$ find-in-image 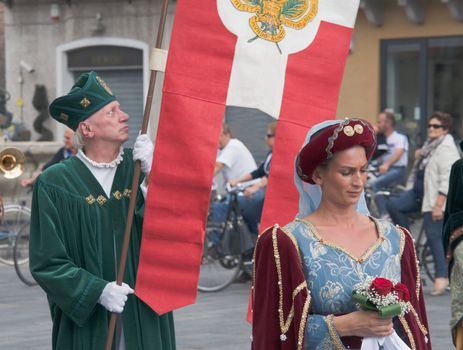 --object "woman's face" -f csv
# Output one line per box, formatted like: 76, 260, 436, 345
427, 117, 448, 140
314, 145, 368, 208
